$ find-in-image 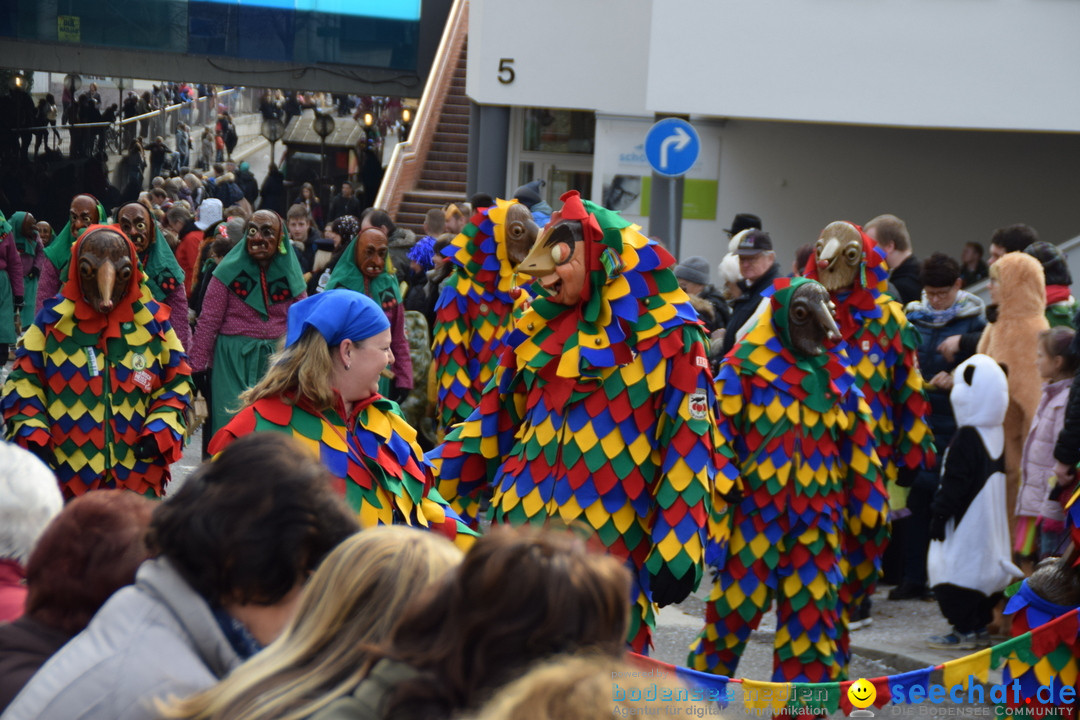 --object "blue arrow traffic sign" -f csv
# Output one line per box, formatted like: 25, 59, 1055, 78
644, 118, 700, 177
